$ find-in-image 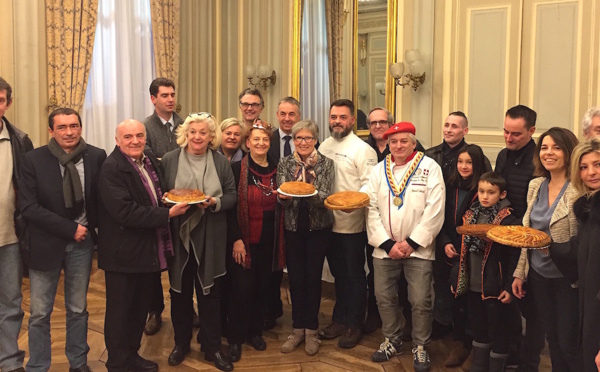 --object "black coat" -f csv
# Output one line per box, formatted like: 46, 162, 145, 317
574, 193, 600, 372
495, 139, 536, 220
18, 144, 106, 271
437, 185, 478, 265
425, 139, 492, 181
97, 147, 170, 273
